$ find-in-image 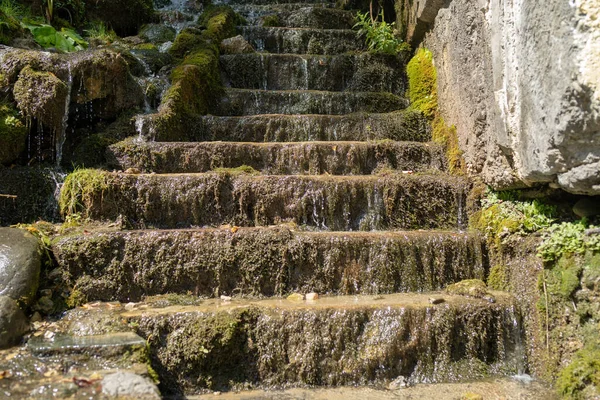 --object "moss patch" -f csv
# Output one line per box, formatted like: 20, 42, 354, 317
445, 279, 488, 298
0, 101, 27, 165
406, 48, 465, 174
556, 336, 600, 399
59, 168, 112, 217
